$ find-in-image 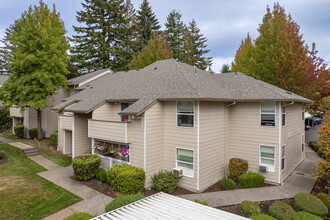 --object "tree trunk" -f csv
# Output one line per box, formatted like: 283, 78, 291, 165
37, 109, 42, 140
